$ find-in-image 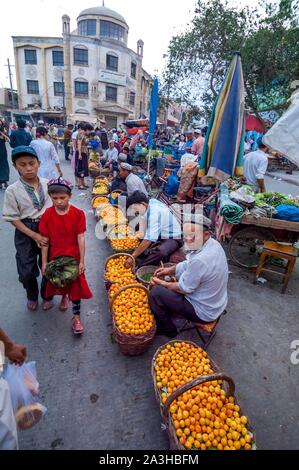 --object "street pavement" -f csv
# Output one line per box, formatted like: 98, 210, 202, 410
0, 150, 299, 450
265, 172, 299, 197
